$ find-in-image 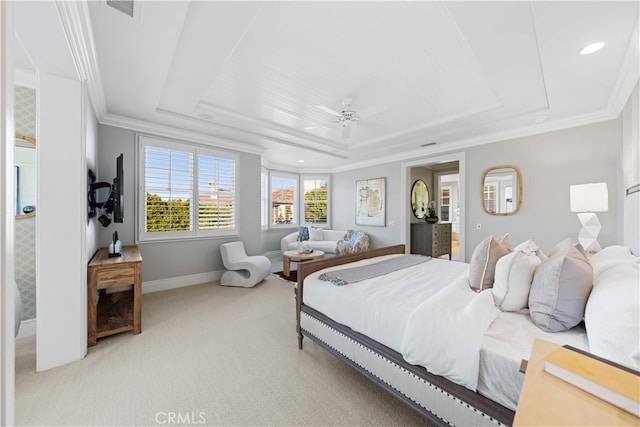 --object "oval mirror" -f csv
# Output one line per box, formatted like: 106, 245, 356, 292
15, 133, 36, 220
482, 165, 522, 216
411, 179, 429, 219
